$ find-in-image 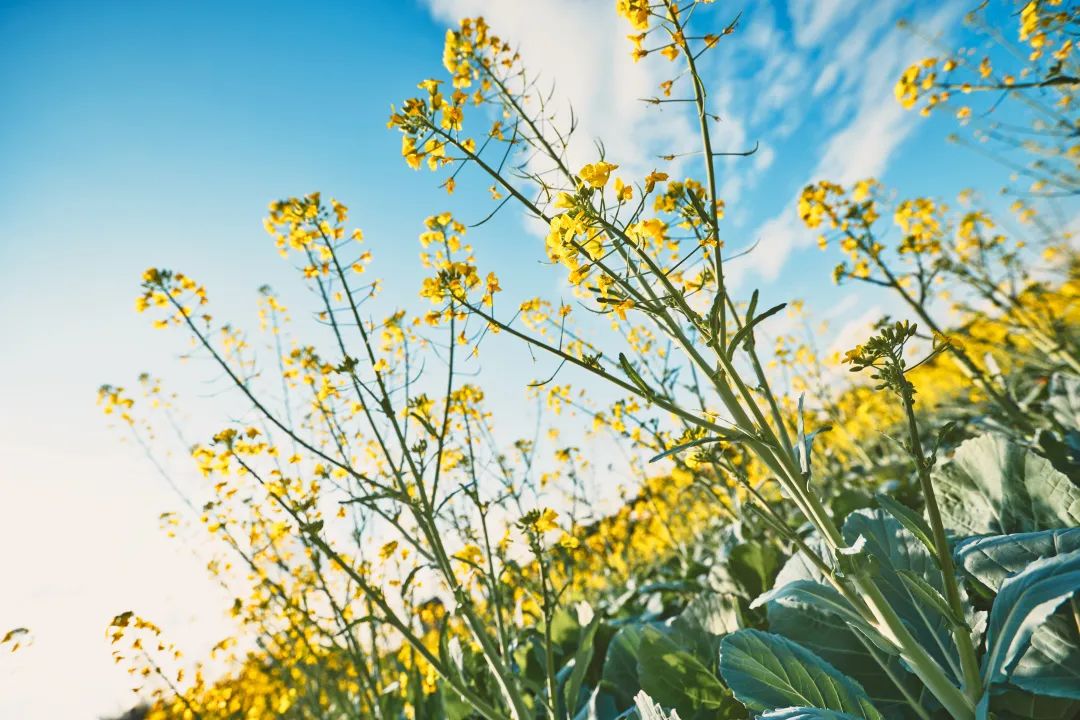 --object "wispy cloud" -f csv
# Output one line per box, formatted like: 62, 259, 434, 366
734, 1, 963, 284
787, 0, 847, 48
424, 0, 698, 180
421, 0, 963, 287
